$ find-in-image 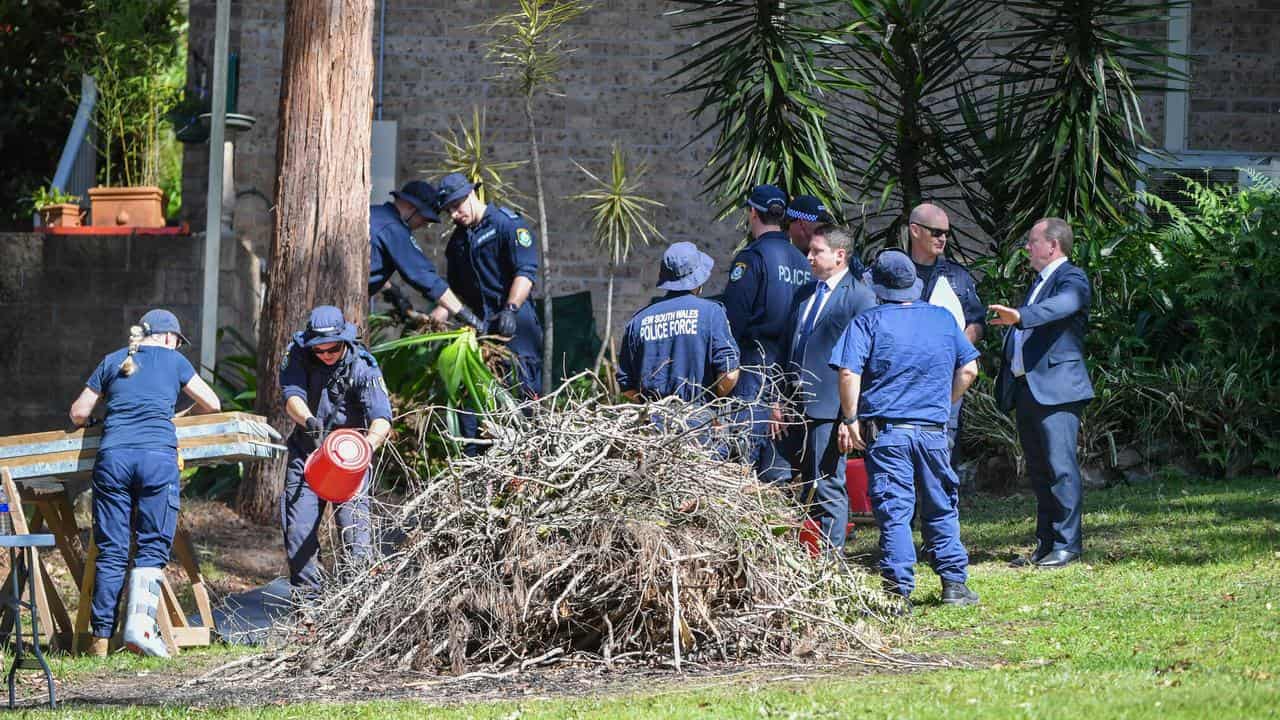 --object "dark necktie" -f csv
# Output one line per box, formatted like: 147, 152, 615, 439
795, 280, 828, 364
1024, 272, 1044, 305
